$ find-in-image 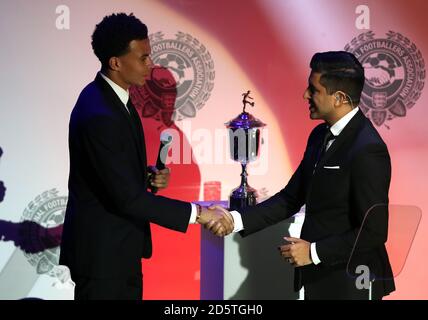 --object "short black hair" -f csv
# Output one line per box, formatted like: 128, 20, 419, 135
91, 13, 148, 70
310, 51, 365, 104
